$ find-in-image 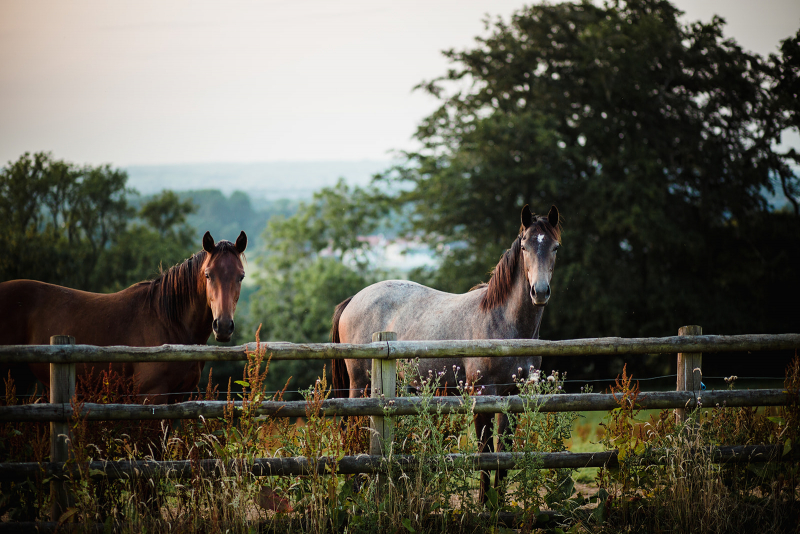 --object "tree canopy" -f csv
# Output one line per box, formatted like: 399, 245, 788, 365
0, 152, 197, 292
381, 0, 800, 344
